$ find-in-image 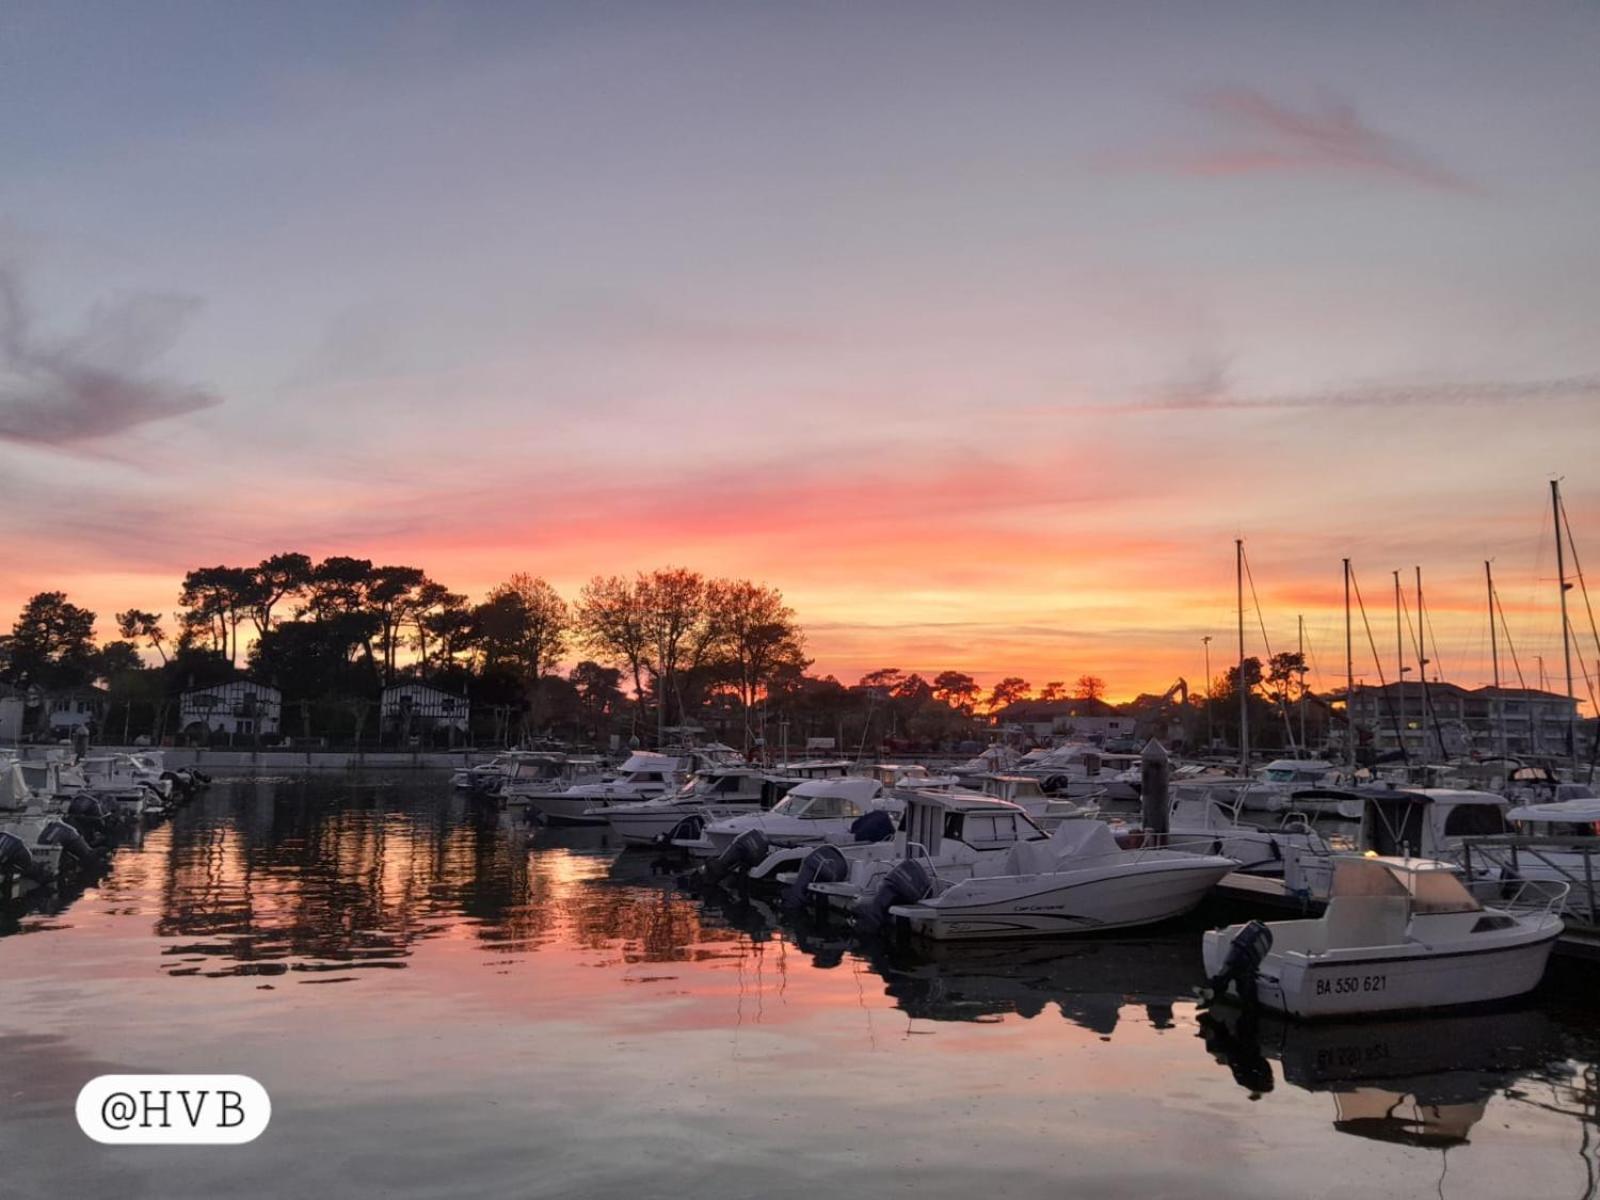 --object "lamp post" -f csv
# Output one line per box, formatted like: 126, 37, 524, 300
1202, 635, 1213, 752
